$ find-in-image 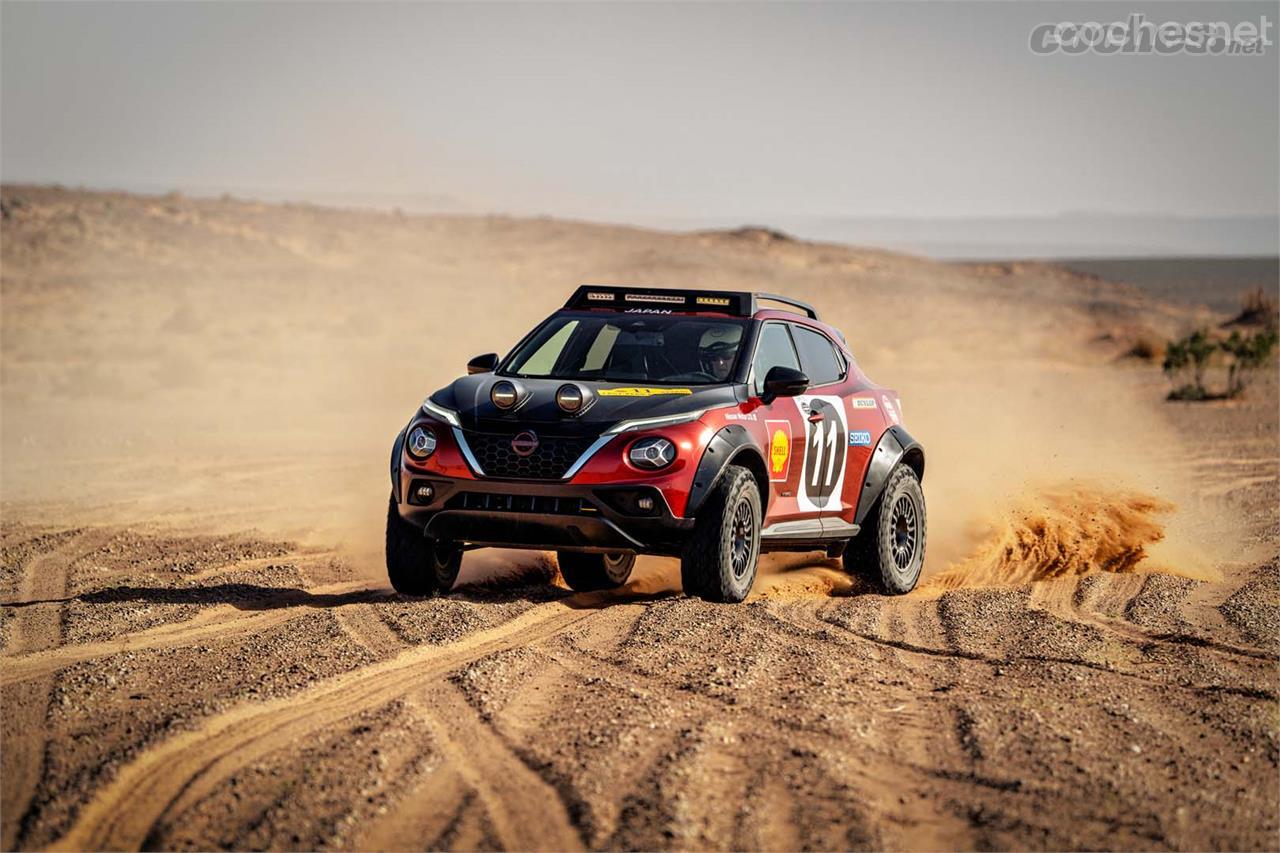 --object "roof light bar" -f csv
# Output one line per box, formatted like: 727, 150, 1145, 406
563, 286, 818, 319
